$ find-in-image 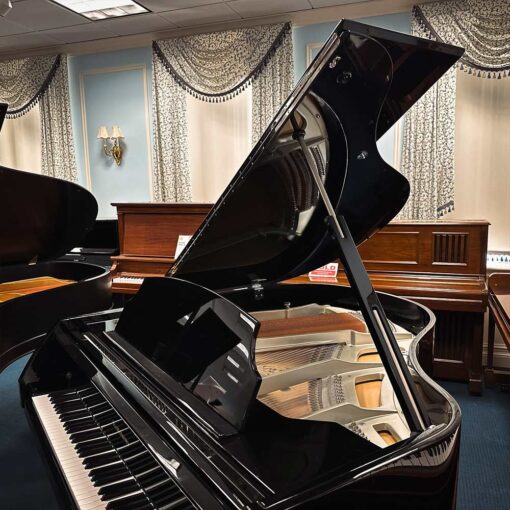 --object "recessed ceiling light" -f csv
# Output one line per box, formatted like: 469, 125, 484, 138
52, 0, 148, 20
